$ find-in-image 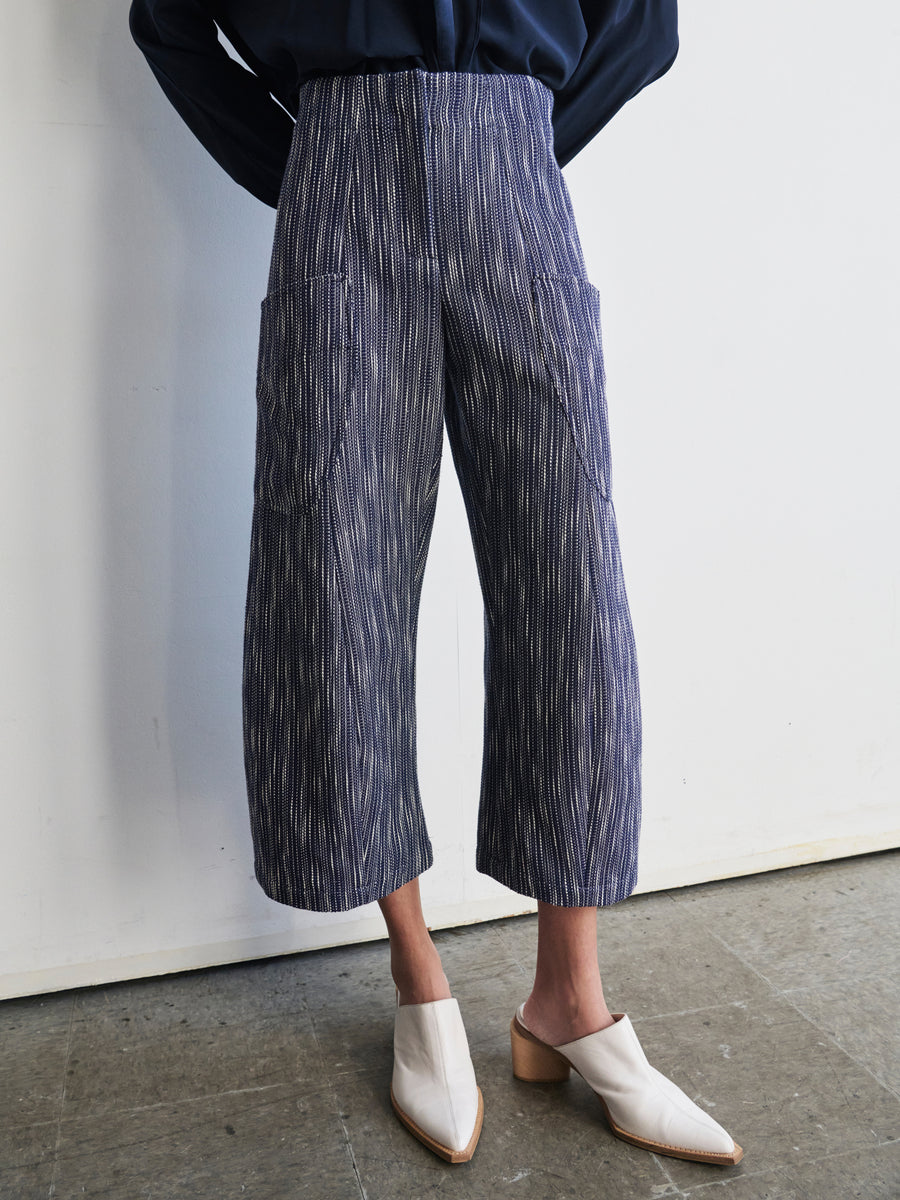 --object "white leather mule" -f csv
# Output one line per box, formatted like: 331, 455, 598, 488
510, 1004, 743, 1166
391, 990, 484, 1163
